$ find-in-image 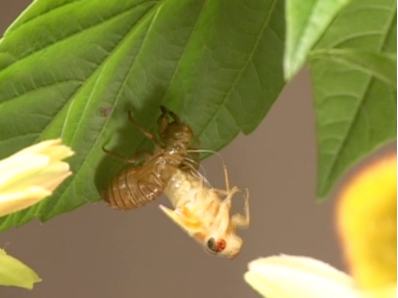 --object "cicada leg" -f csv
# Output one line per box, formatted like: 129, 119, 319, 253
102, 146, 149, 164
214, 163, 238, 198
158, 106, 170, 135
158, 106, 183, 137
214, 163, 250, 228
128, 110, 164, 147
231, 188, 250, 228
160, 105, 181, 123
